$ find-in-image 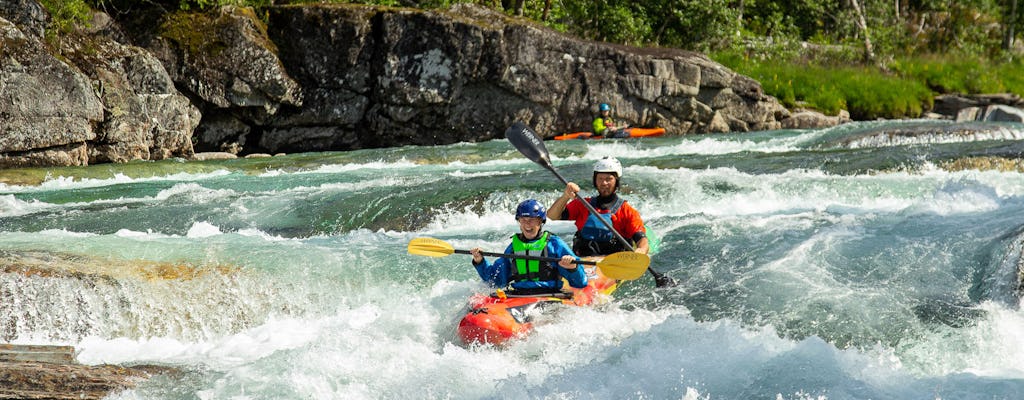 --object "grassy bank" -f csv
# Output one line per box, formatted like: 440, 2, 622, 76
712, 50, 1024, 119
